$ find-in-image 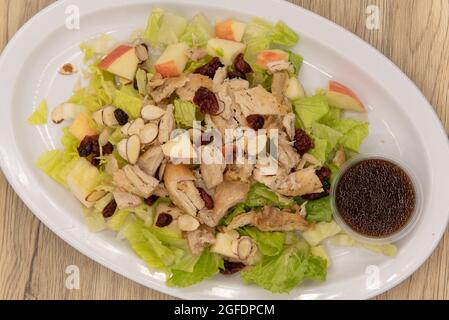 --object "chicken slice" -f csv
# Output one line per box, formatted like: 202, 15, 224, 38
224, 164, 254, 183
277, 135, 300, 173
276, 167, 323, 197
158, 104, 175, 144
186, 225, 216, 255
227, 206, 308, 231
137, 144, 165, 176
271, 71, 292, 113
164, 164, 204, 216
123, 165, 159, 198
200, 163, 226, 189
199, 180, 250, 227
176, 74, 213, 102
234, 85, 286, 117
149, 75, 189, 103
113, 189, 142, 209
